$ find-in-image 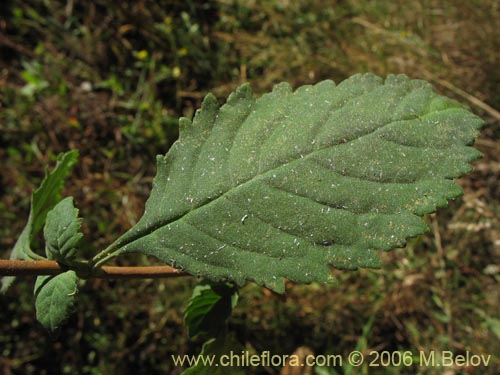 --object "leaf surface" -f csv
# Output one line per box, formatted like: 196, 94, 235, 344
111, 74, 483, 292
44, 197, 83, 263
184, 282, 238, 339
1, 150, 78, 292
34, 270, 79, 331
